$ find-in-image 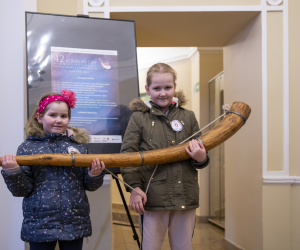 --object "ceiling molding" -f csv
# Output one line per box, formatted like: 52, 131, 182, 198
198, 47, 223, 53
263, 176, 300, 185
